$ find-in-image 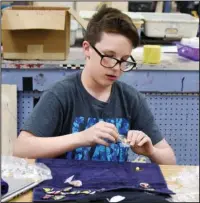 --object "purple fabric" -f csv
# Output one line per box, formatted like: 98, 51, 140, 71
1, 179, 9, 195
33, 159, 175, 202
